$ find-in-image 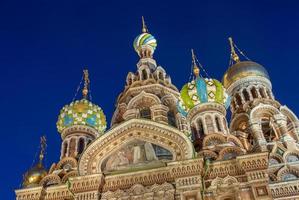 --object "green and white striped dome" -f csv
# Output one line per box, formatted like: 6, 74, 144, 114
177, 77, 231, 116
